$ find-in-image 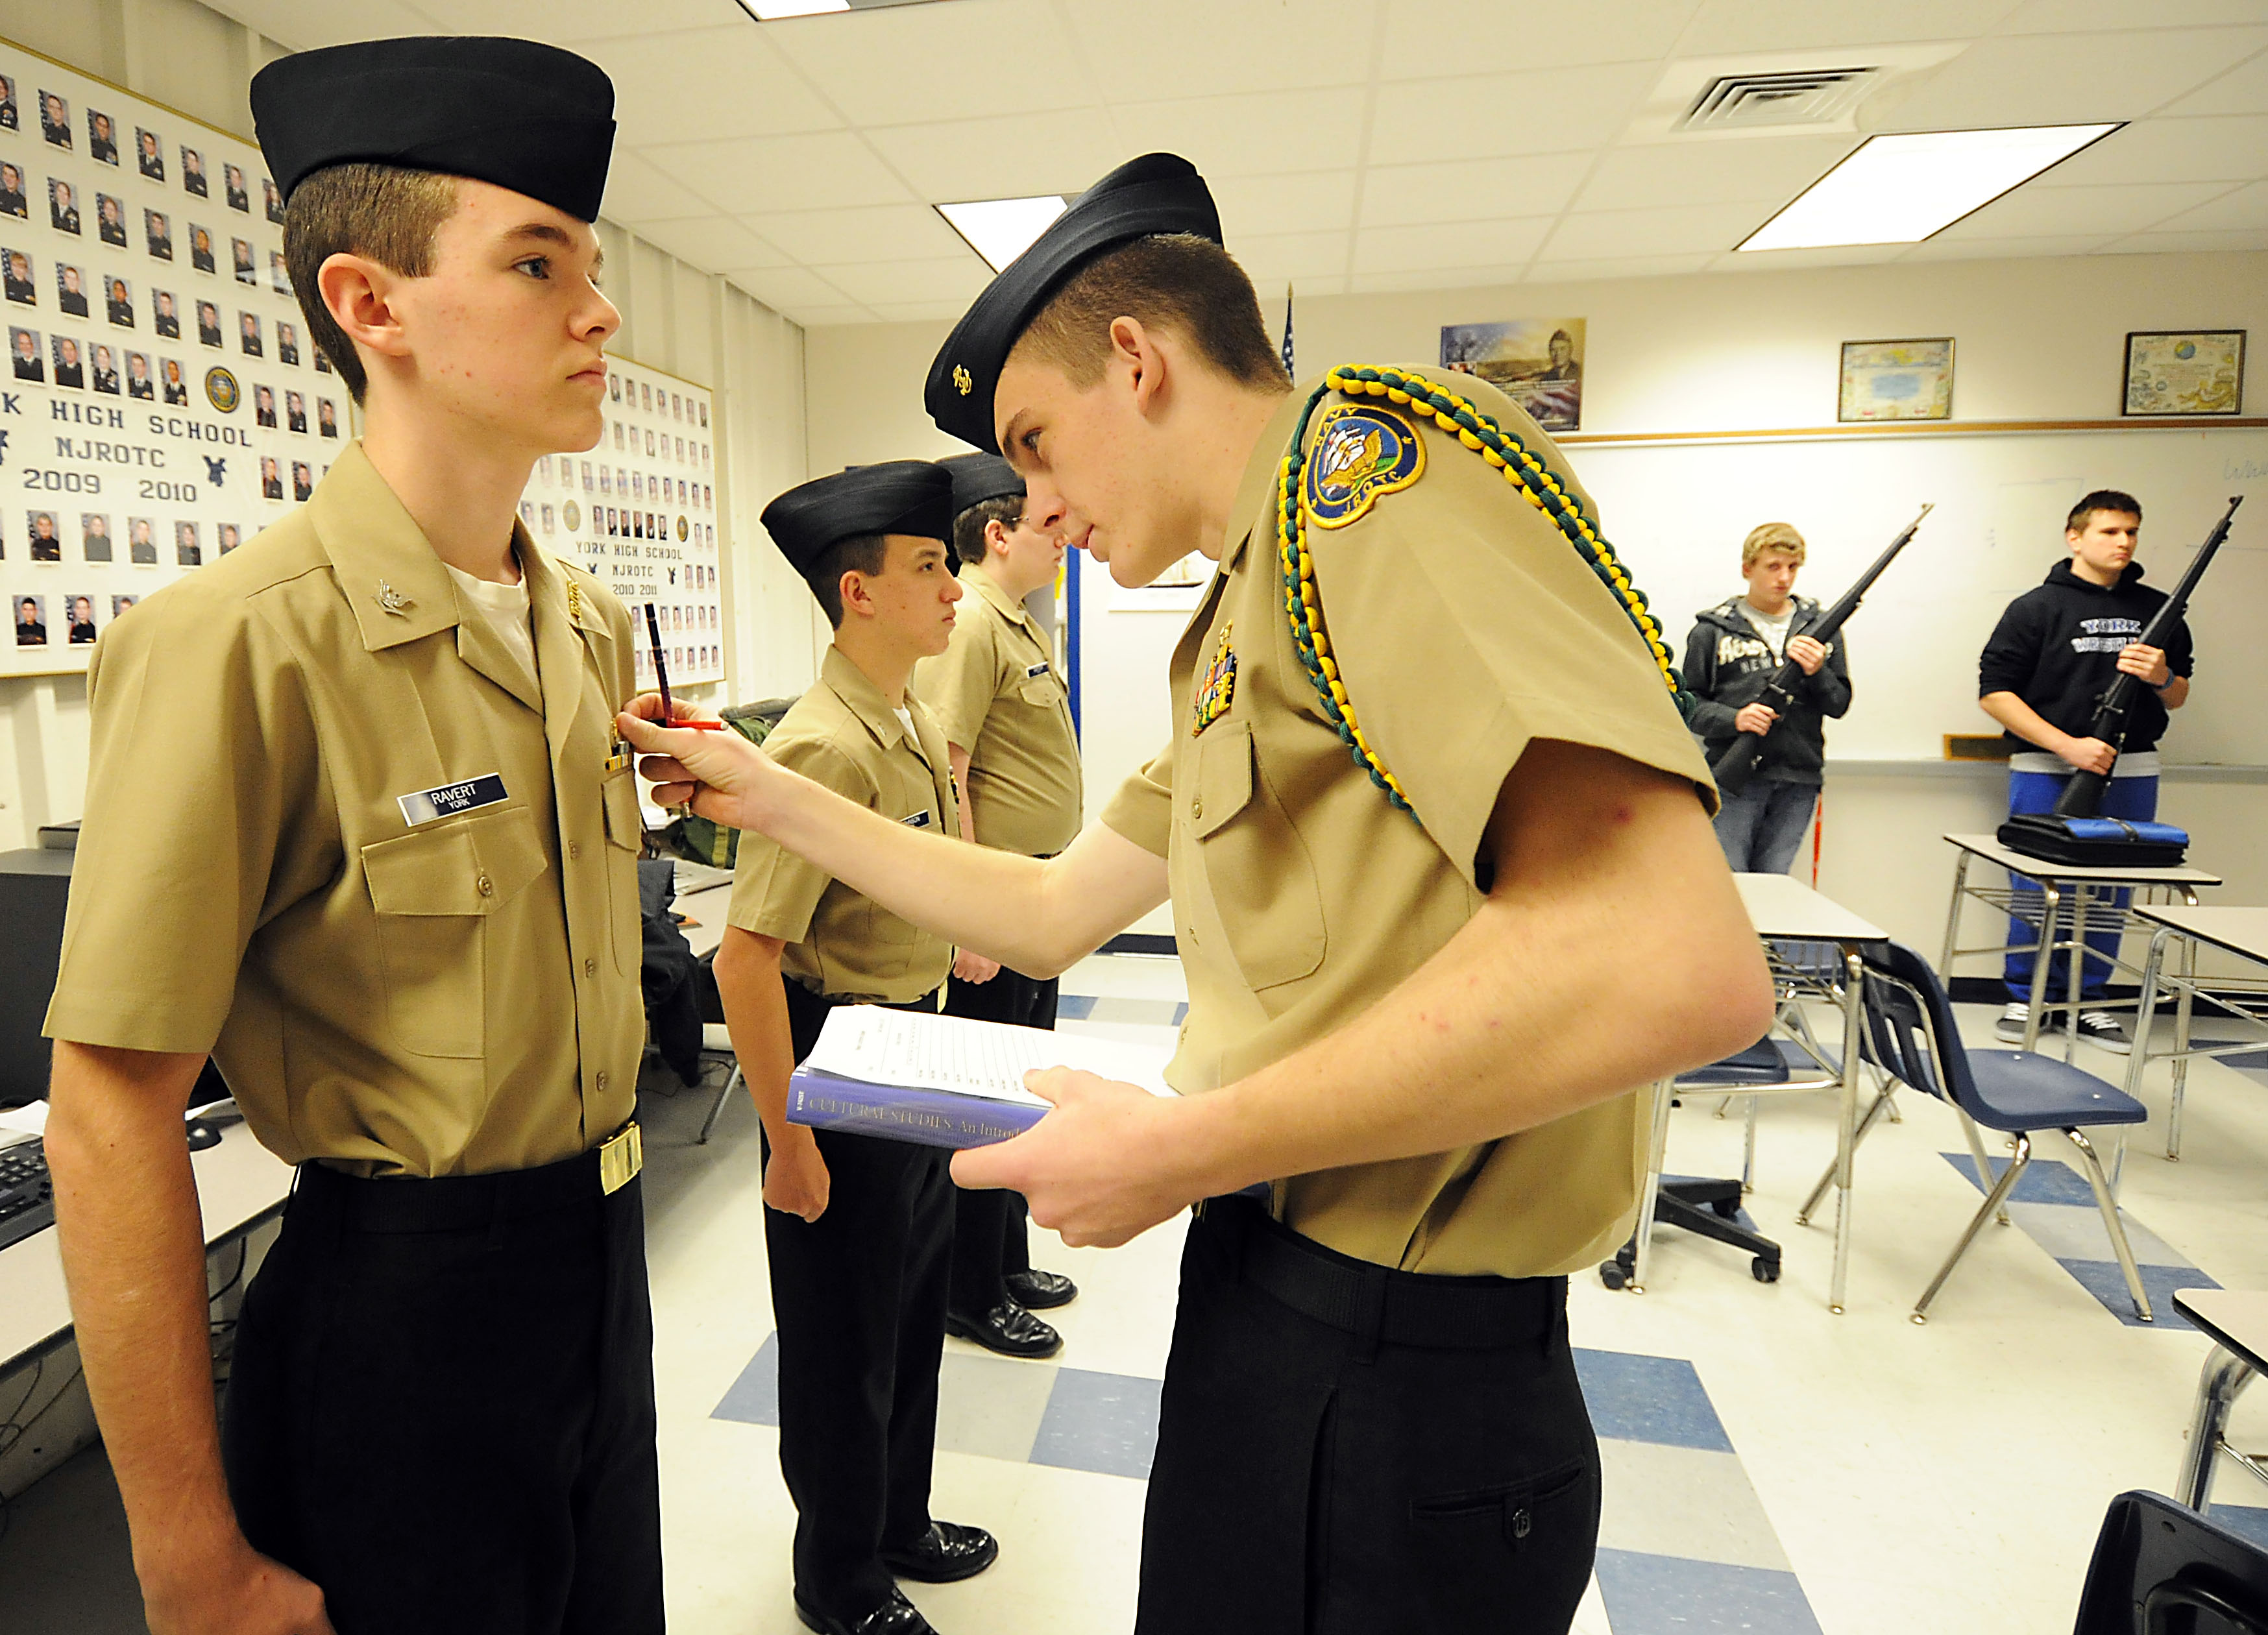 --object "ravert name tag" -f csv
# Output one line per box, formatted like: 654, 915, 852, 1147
1025, 662, 1051, 679
398, 774, 509, 827
899, 810, 933, 829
